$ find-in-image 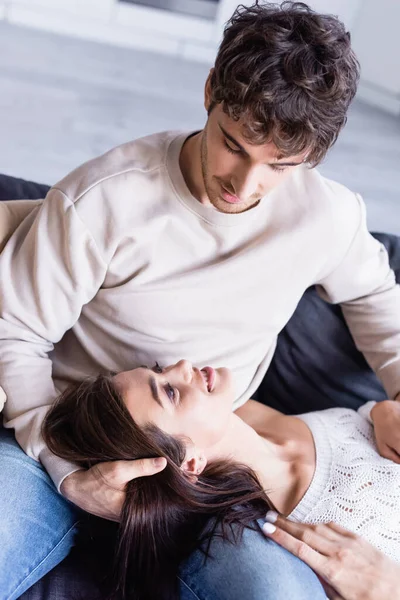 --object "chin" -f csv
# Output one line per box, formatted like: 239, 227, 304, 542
210, 195, 255, 215
215, 367, 234, 397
